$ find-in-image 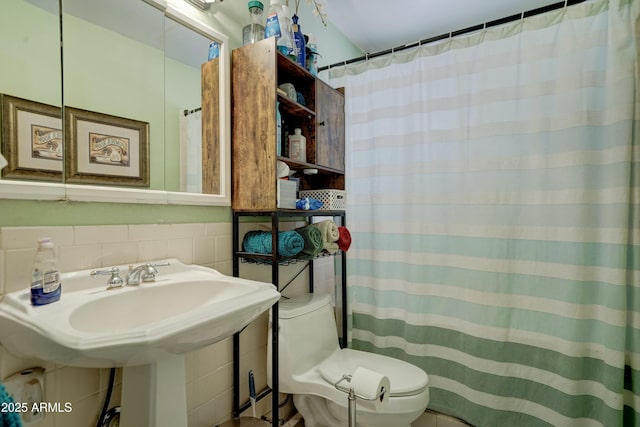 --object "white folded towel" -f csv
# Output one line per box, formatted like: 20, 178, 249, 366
312, 219, 340, 253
